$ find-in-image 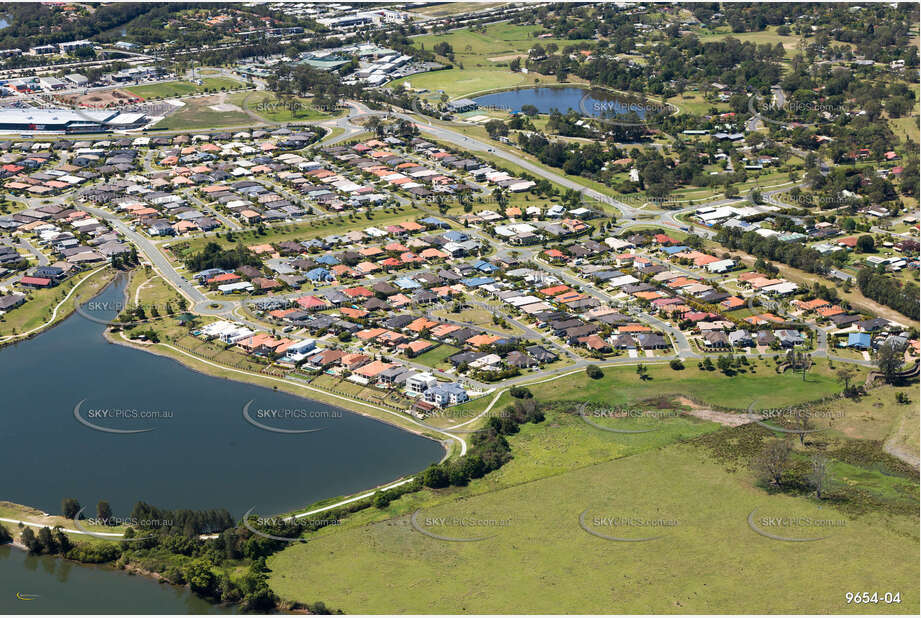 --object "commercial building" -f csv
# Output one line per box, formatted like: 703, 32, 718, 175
0, 108, 148, 133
